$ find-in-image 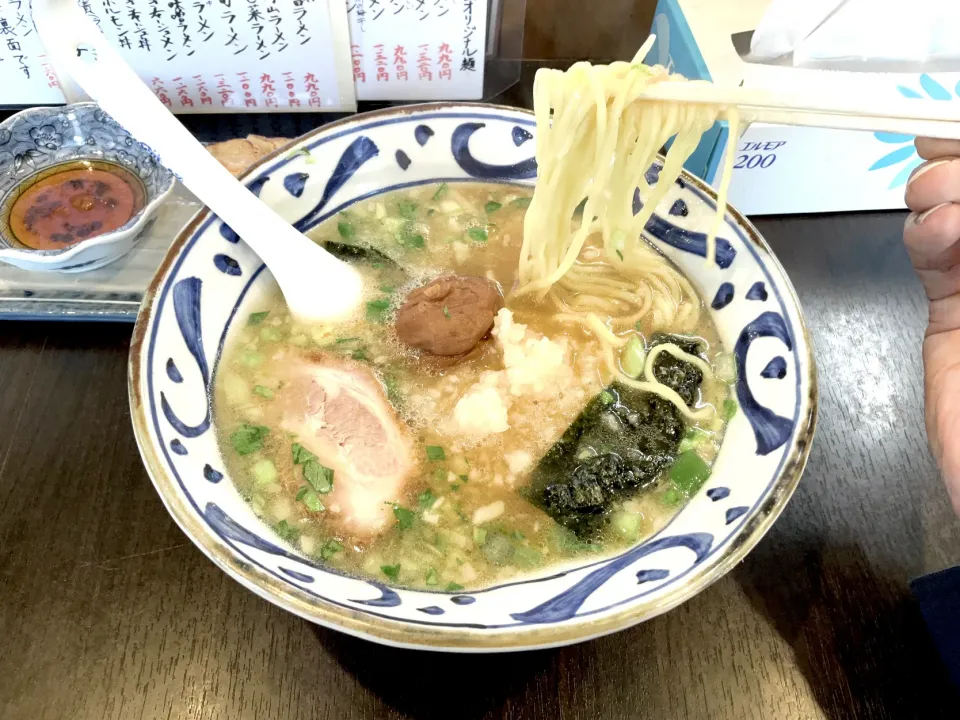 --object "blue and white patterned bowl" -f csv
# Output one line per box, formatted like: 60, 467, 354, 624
129, 103, 817, 652
0, 102, 175, 273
